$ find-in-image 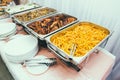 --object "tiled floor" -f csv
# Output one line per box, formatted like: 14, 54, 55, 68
0, 56, 14, 80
